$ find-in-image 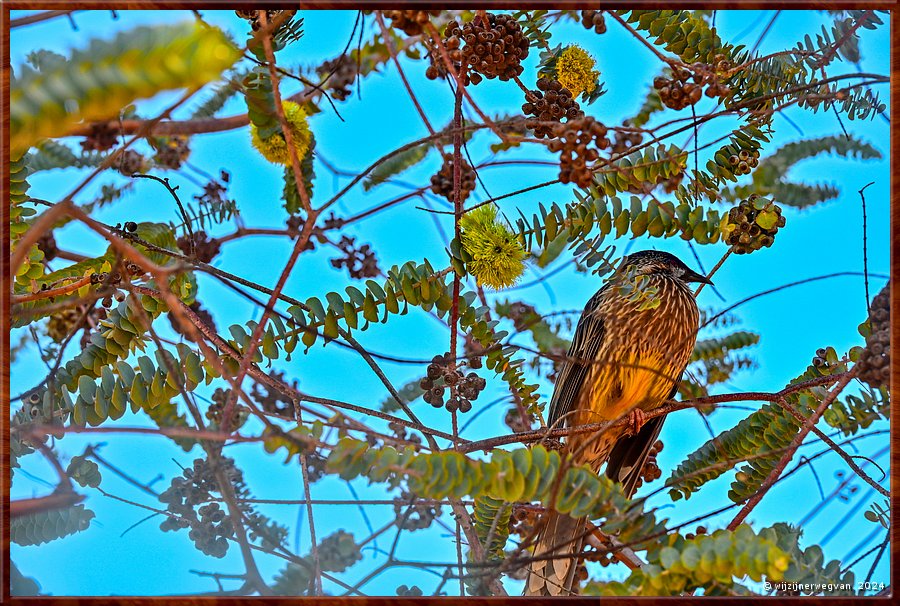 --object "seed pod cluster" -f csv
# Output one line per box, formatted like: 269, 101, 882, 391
316, 56, 357, 101
89, 270, 122, 286
158, 456, 244, 558
507, 504, 539, 537
235, 10, 291, 31
300, 452, 326, 483
654, 55, 732, 111
580, 10, 607, 34
684, 525, 709, 541
548, 116, 610, 188
504, 407, 535, 433
705, 52, 734, 98
419, 353, 486, 413
205, 387, 248, 429
430, 154, 477, 203
611, 127, 645, 155
396, 585, 424, 597
856, 285, 890, 389
47, 307, 86, 343
152, 136, 191, 170
724, 194, 785, 254
81, 122, 119, 152
522, 77, 584, 139
315, 530, 362, 572
116, 150, 147, 176
631, 439, 664, 491
383, 9, 440, 36
811, 347, 830, 369
387, 420, 422, 447
424, 35, 461, 82
654, 69, 703, 111
444, 13, 530, 82
393, 489, 442, 530
330, 235, 380, 279
250, 370, 298, 416
99, 290, 126, 309
177, 230, 221, 264
726, 147, 760, 175
169, 300, 216, 343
